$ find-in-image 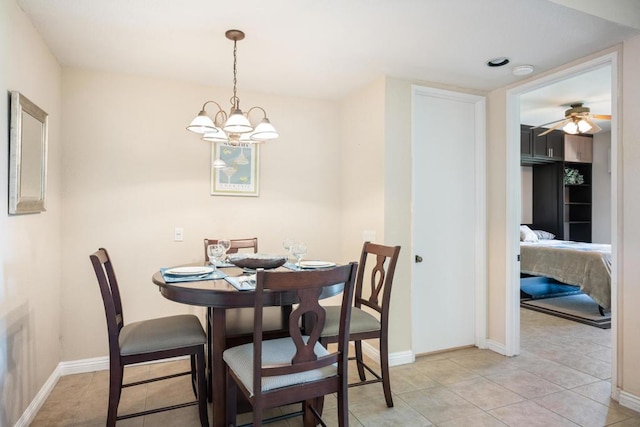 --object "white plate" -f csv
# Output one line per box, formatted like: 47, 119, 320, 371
299, 261, 336, 269
165, 266, 214, 276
